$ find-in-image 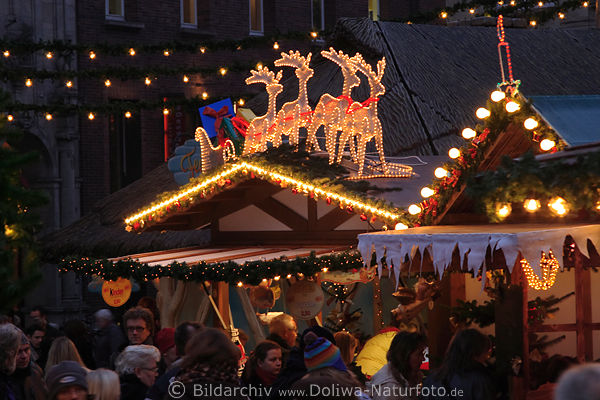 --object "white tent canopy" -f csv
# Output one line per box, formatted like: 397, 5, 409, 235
358, 224, 600, 287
